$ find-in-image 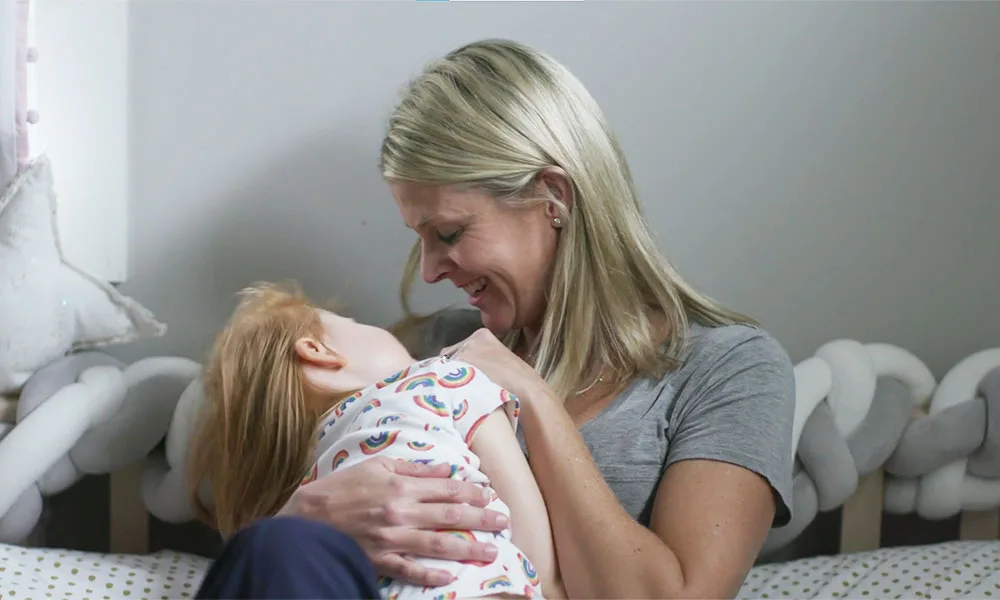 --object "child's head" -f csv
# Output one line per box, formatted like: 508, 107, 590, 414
186, 281, 412, 536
